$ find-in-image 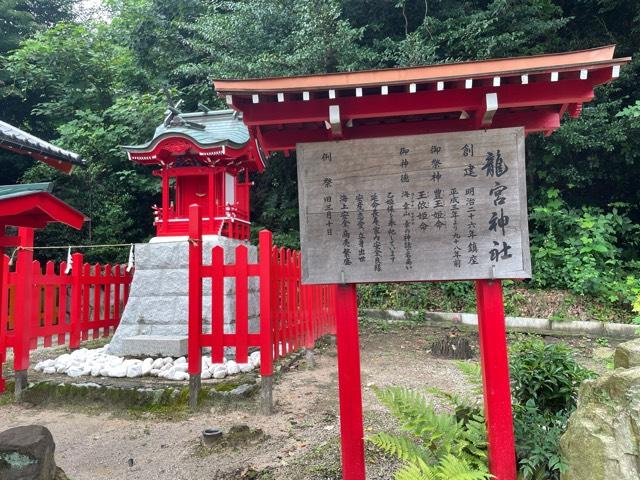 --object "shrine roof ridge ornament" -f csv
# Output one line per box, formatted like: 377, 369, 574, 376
0, 120, 86, 174
123, 109, 250, 154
